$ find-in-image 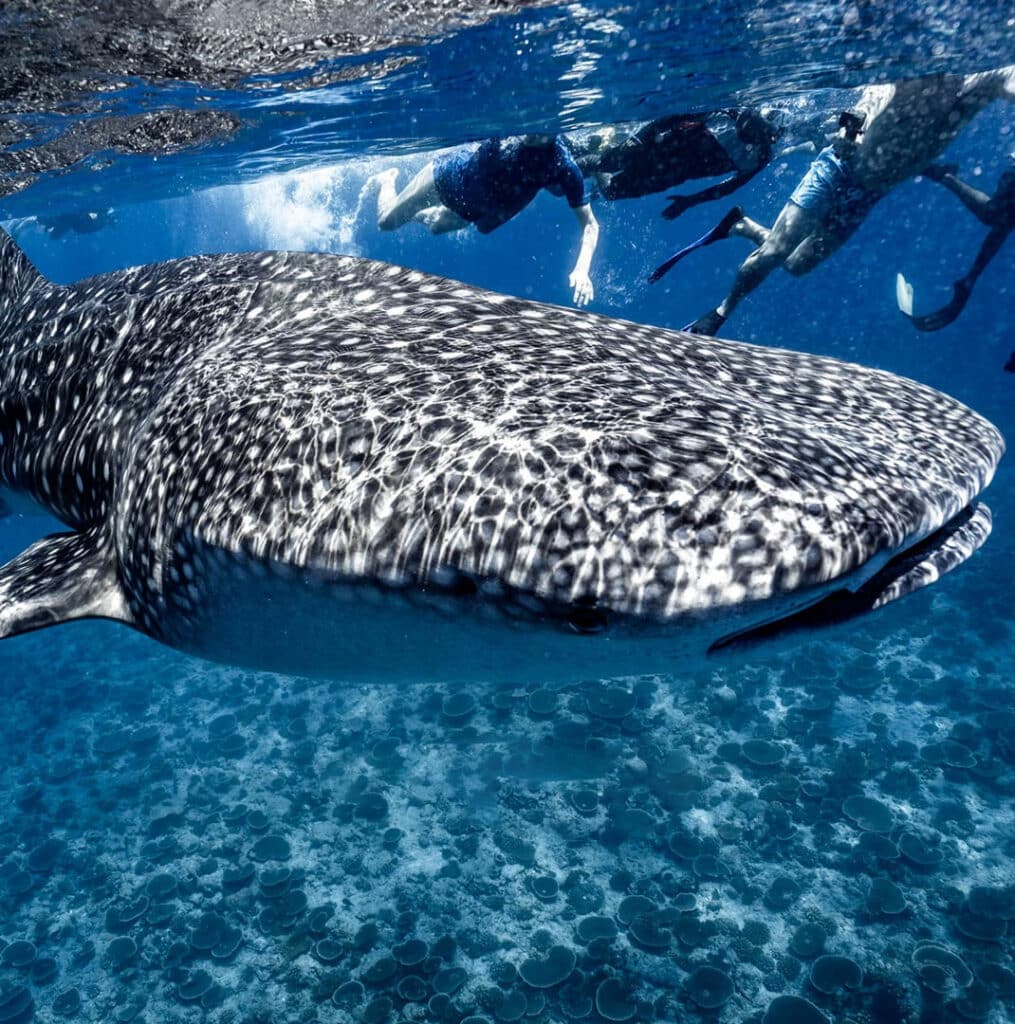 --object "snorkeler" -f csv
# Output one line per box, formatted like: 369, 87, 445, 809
896, 157, 1014, 332
38, 208, 114, 239
571, 108, 785, 217
654, 67, 1015, 336
376, 134, 599, 306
